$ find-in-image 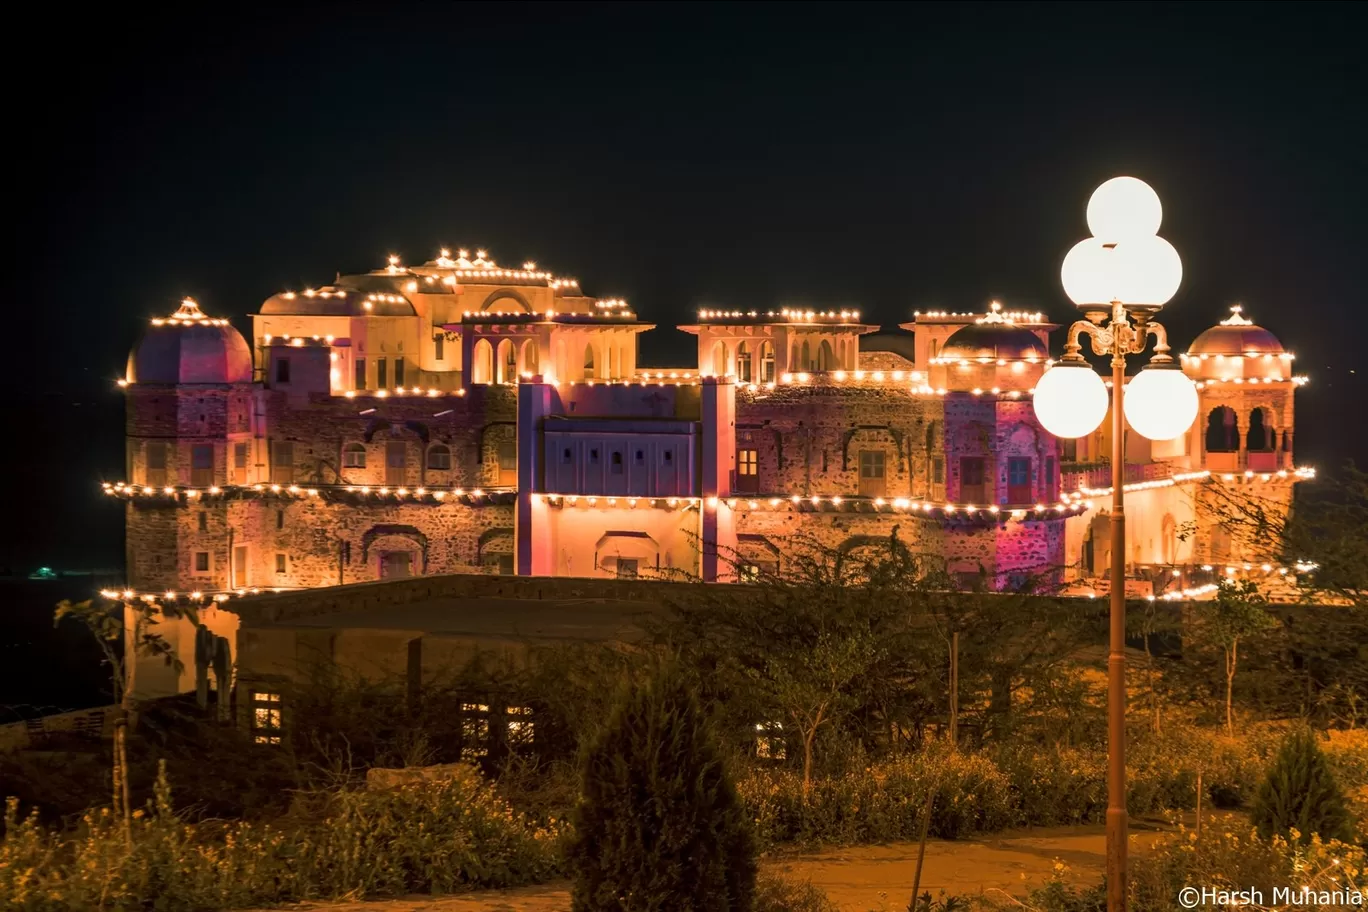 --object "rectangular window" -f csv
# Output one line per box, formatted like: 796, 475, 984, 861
198, 512, 208, 532
275, 553, 287, 574
386, 441, 407, 485
274, 358, 291, 384
610, 451, 624, 474
233, 442, 249, 484
498, 441, 516, 486
250, 691, 282, 745
194, 551, 209, 573
561, 447, 573, 465
507, 706, 534, 748
342, 444, 366, 468
1045, 456, 1056, 499
355, 358, 367, 390
1007, 457, 1031, 505
616, 558, 639, 579
858, 449, 887, 497
394, 359, 405, 387
932, 457, 945, 485
376, 358, 388, 388
461, 703, 490, 760
960, 457, 985, 504
1061, 439, 1077, 462
145, 442, 167, 486
276, 509, 285, 530
272, 441, 294, 484
434, 335, 445, 361
191, 443, 214, 486
426, 446, 451, 470
736, 448, 758, 493
755, 721, 786, 760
